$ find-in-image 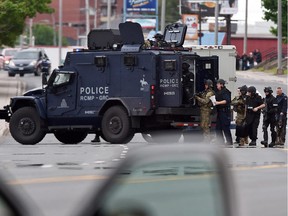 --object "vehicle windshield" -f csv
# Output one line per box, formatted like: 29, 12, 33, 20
4, 50, 18, 56
99, 160, 225, 216
14, 51, 39, 59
